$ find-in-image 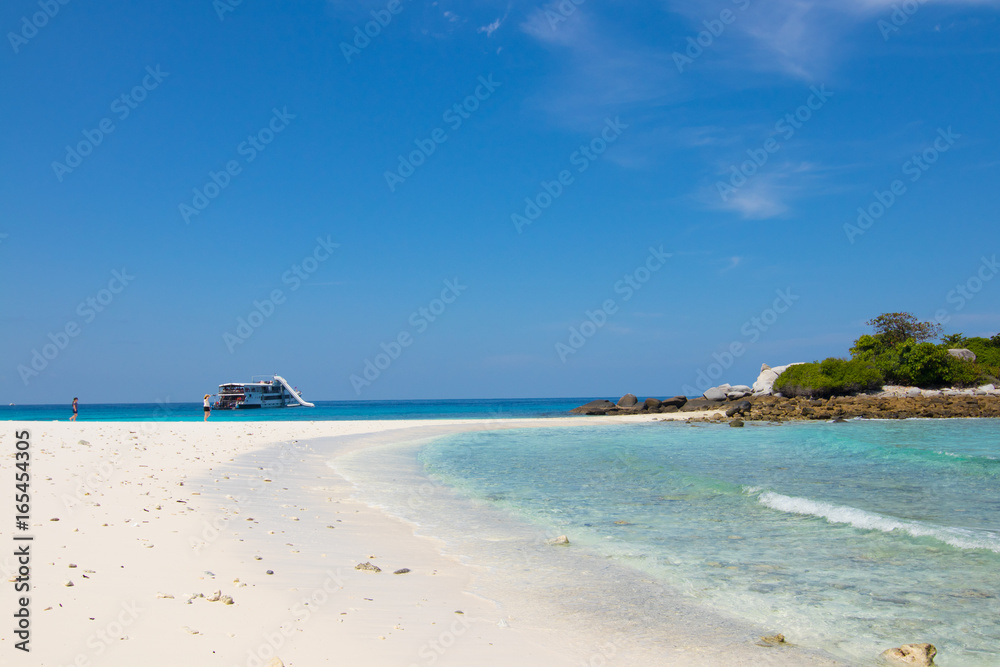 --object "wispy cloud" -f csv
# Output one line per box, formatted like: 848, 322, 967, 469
479, 17, 502, 35
520, 7, 681, 129
667, 0, 1000, 79
712, 176, 791, 219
